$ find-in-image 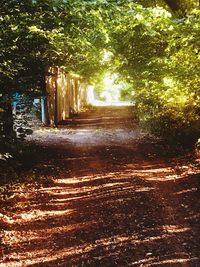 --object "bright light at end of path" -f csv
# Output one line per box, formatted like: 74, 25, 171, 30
101, 73, 121, 103
104, 74, 116, 87
87, 73, 132, 106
